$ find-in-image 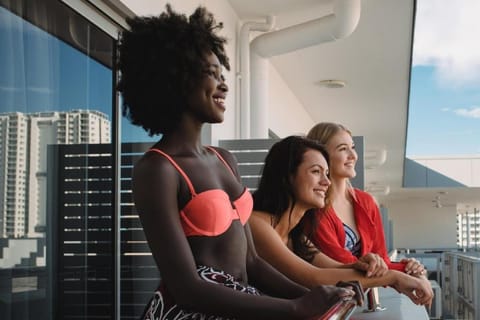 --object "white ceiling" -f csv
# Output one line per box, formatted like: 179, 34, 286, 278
227, 0, 480, 210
